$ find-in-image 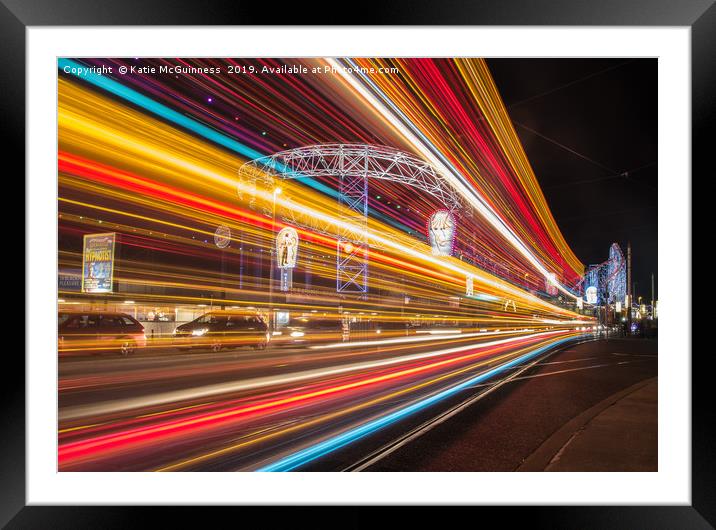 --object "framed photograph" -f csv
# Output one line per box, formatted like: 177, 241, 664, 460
7, 0, 710, 526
